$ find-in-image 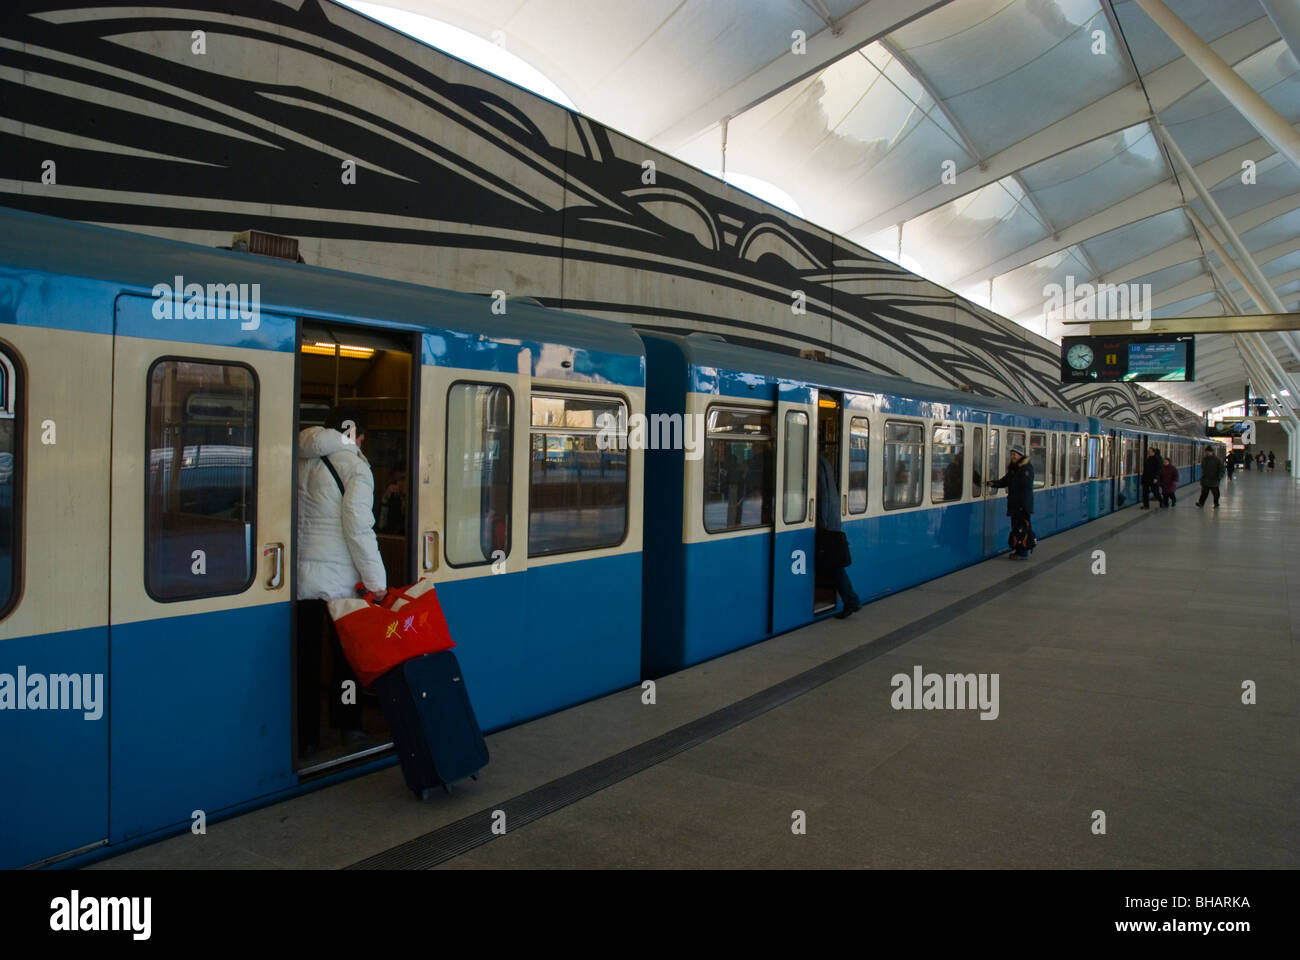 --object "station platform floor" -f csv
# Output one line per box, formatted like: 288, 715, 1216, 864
92, 471, 1299, 870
